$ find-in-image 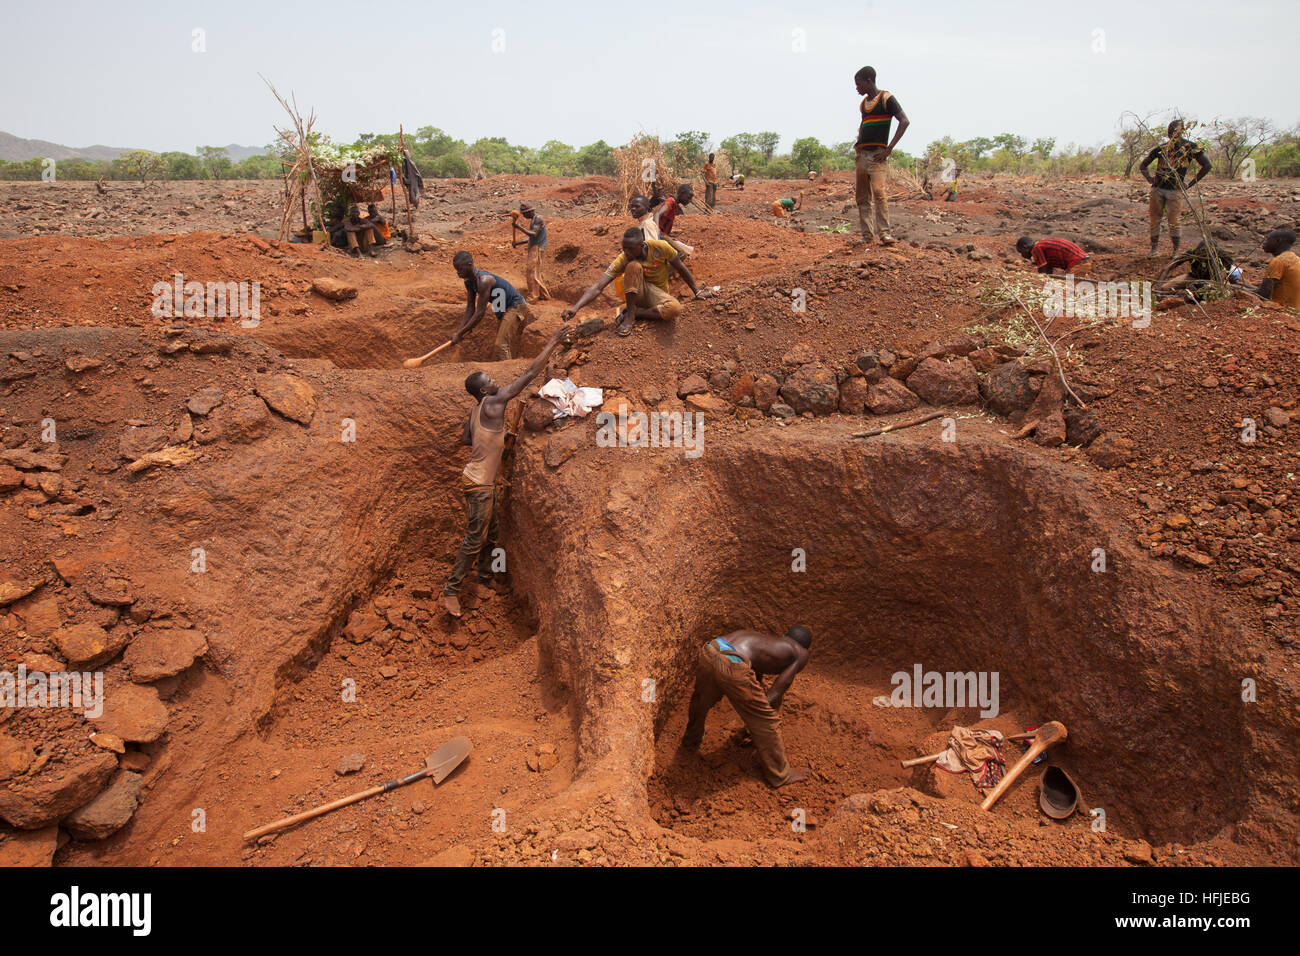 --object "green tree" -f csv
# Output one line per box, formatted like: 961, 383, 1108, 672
791, 137, 830, 172
160, 151, 201, 180
672, 130, 711, 167
114, 150, 163, 182
575, 140, 615, 175
754, 131, 781, 163
1207, 116, 1276, 178
1031, 137, 1056, 160
536, 140, 575, 176
429, 152, 470, 178
197, 146, 232, 180
720, 133, 760, 173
